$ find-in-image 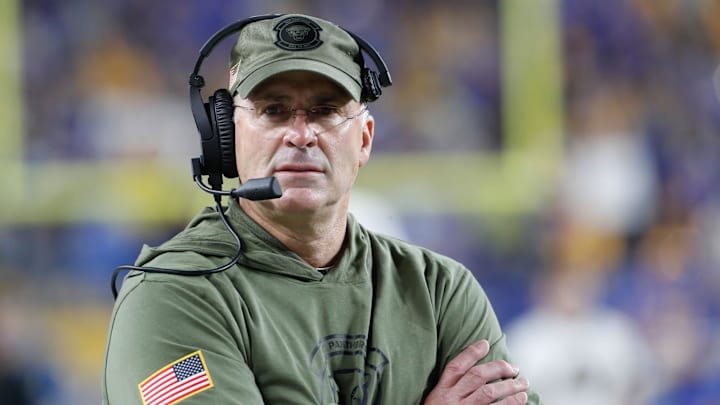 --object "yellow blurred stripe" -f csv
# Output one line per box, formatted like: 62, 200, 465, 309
0, 152, 557, 224
0, 0, 24, 208
501, 0, 564, 155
